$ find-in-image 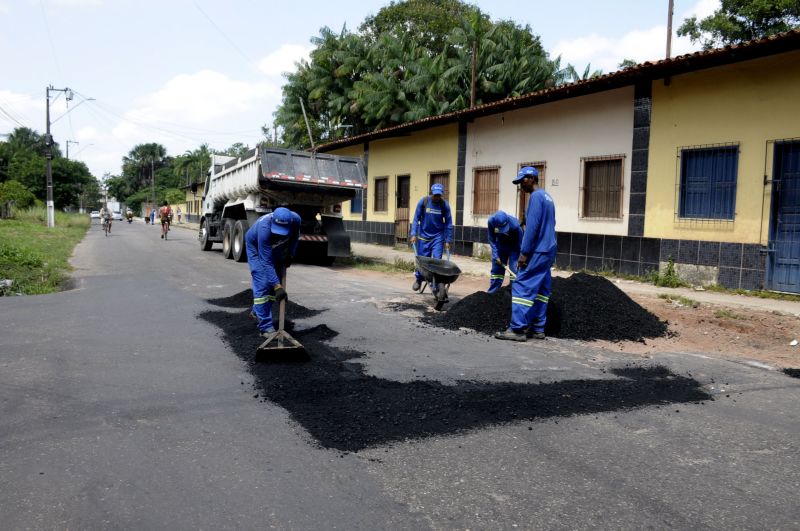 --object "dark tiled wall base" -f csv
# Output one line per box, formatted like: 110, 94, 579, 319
344, 220, 769, 291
